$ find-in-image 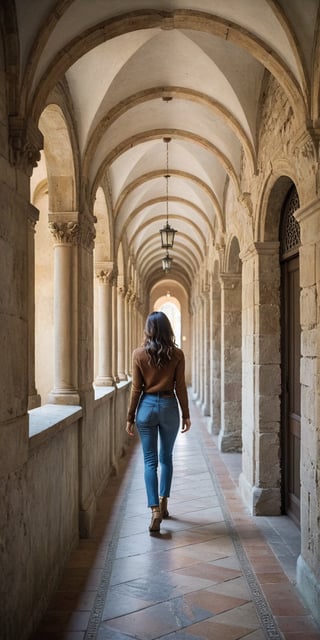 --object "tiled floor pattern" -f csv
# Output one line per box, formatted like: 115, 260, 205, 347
32, 397, 320, 640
